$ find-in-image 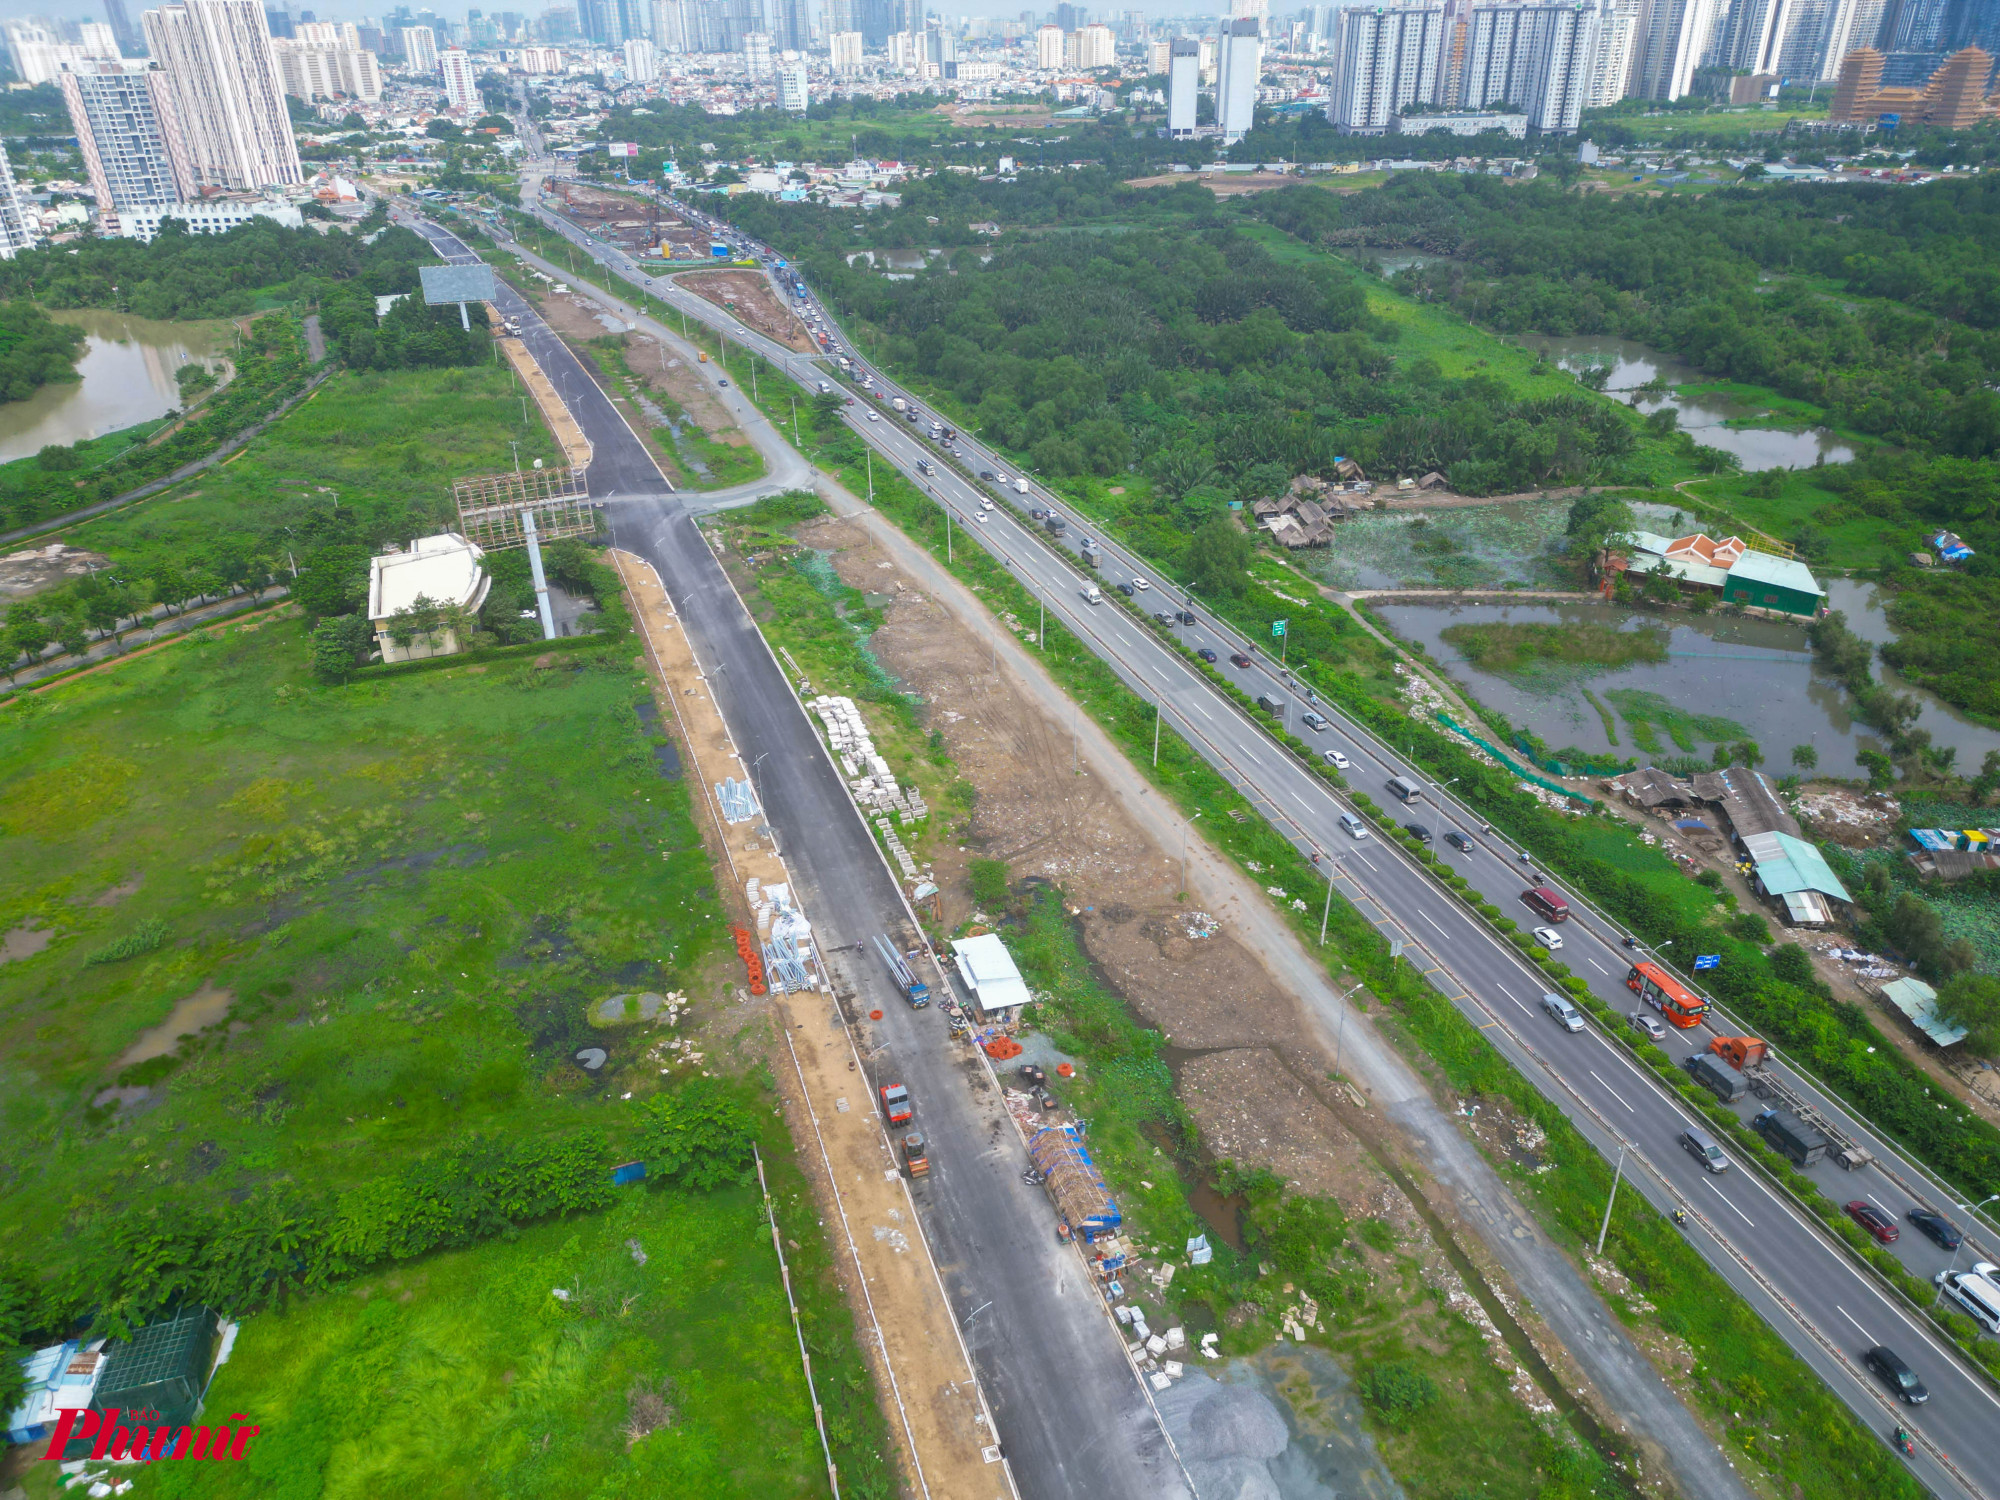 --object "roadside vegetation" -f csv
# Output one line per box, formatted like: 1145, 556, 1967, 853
698, 367, 1926, 1500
